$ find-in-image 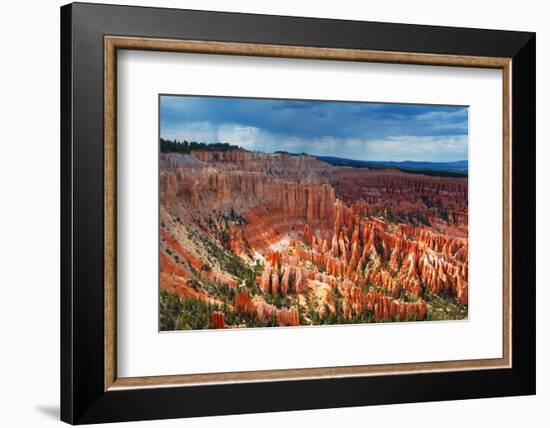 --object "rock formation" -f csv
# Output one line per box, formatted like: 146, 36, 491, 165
210, 311, 226, 329
159, 150, 468, 330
